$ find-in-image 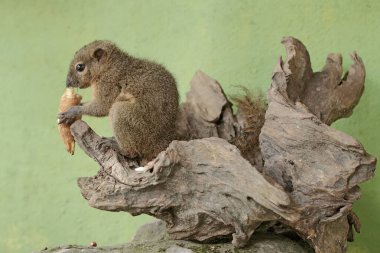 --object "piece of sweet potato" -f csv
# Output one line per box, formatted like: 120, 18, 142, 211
57, 88, 82, 155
